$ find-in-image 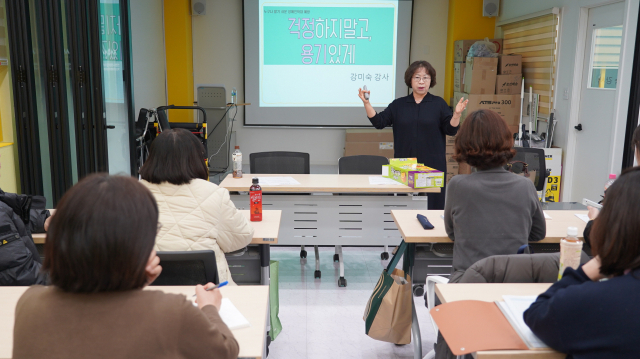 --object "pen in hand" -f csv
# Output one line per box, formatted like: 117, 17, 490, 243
192, 281, 228, 298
